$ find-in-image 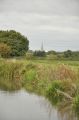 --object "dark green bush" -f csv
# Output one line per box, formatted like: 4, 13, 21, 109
0, 30, 29, 57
